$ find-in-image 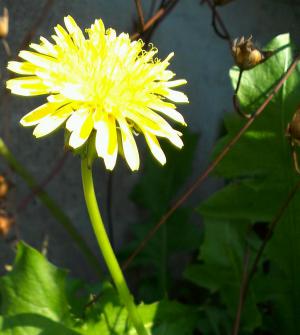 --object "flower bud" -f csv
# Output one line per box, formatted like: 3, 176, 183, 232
232, 36, 264, 70
0, 7, 9, 39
